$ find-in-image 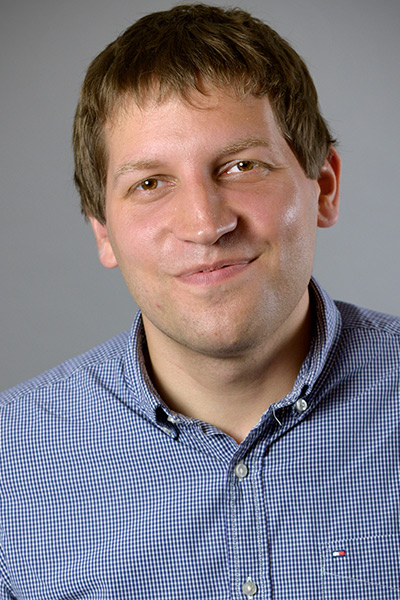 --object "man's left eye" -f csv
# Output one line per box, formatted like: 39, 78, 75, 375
224, 160, 265, 175
235, 160, 257, 172
138, 178, 160, 191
